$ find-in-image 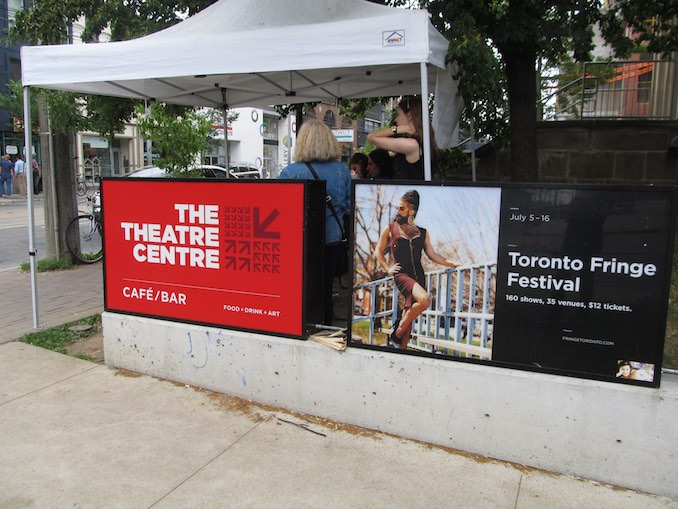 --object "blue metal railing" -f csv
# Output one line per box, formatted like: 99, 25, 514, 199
352, 262, 496, 359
